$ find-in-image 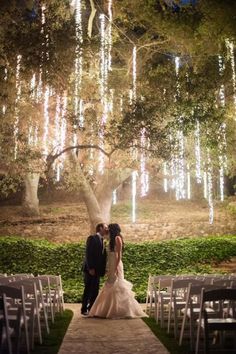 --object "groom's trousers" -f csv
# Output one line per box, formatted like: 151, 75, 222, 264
81, 272, 100, 313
